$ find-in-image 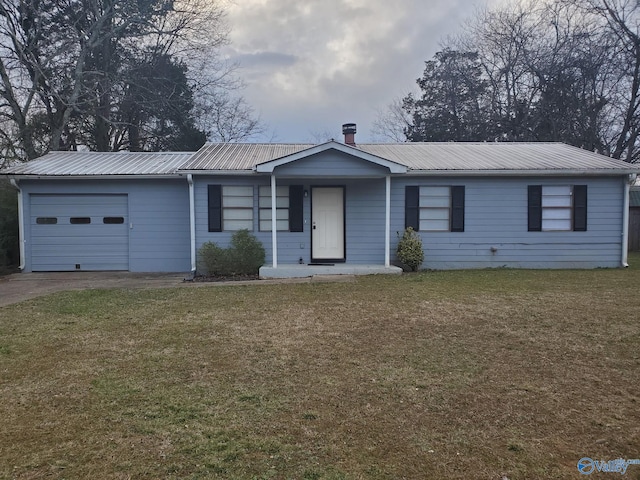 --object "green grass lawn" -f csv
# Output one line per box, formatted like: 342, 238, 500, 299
1, 257, 640, 479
